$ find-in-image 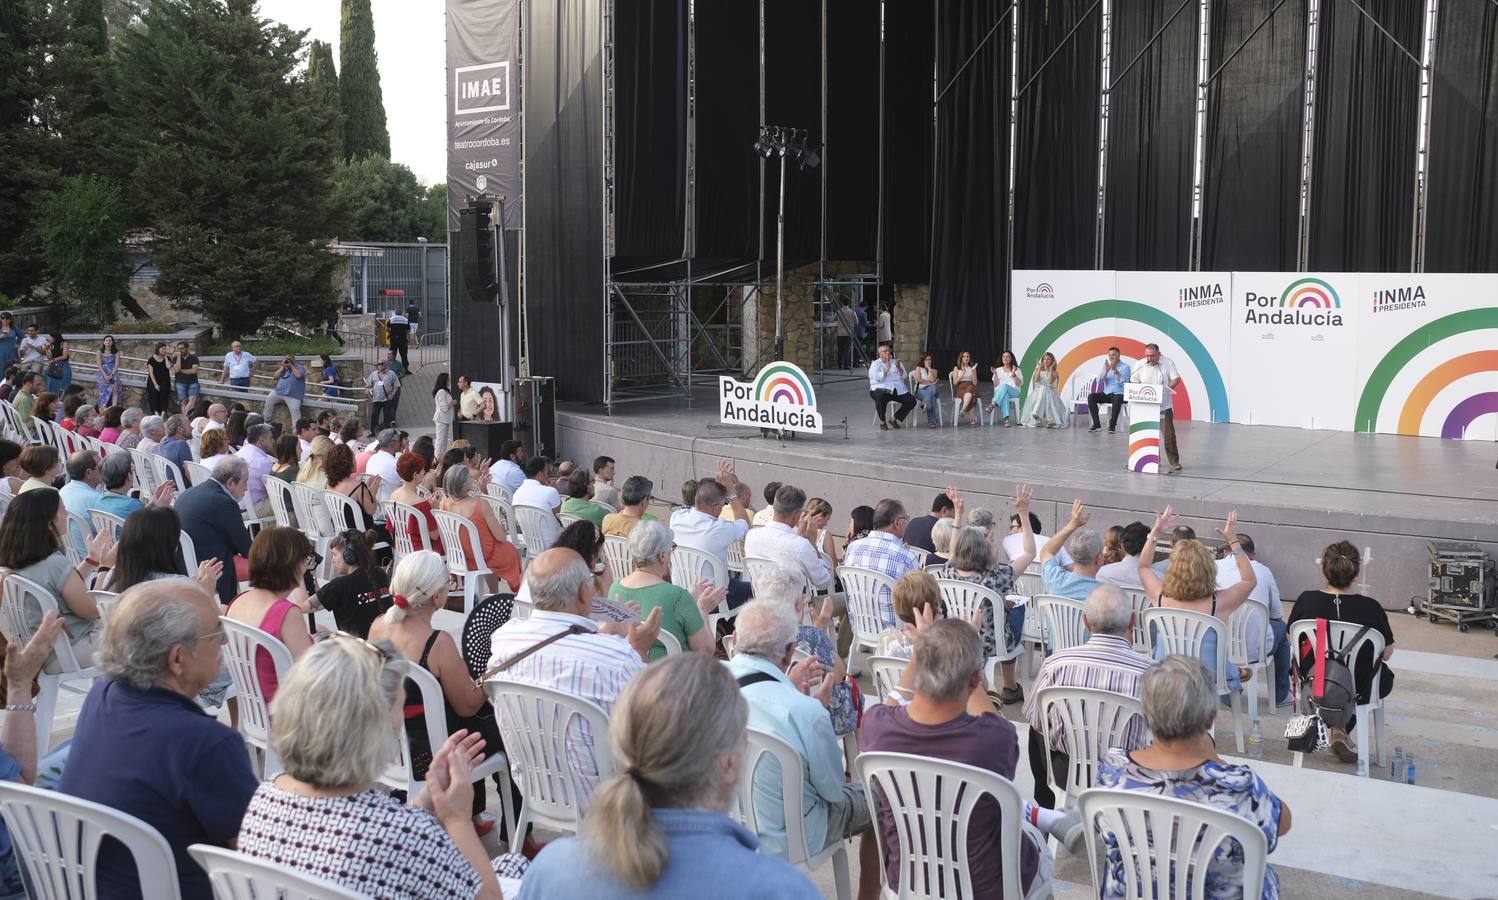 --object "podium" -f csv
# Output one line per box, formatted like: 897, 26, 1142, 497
1123, 383, 1164, 474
